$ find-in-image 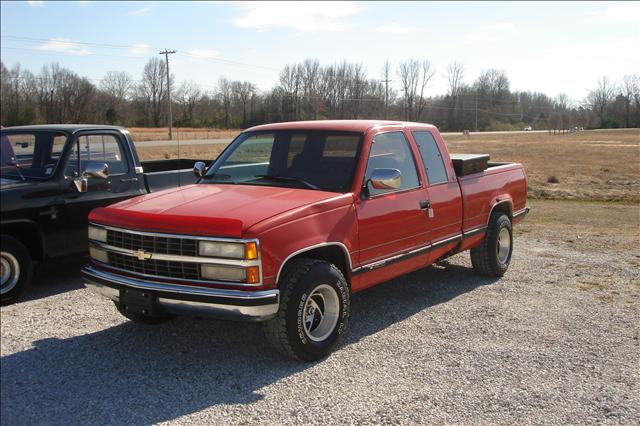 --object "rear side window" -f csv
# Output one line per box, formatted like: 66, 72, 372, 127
412, 131, 448, 185
365, 132, 420, 196
66, 134, 129, 177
